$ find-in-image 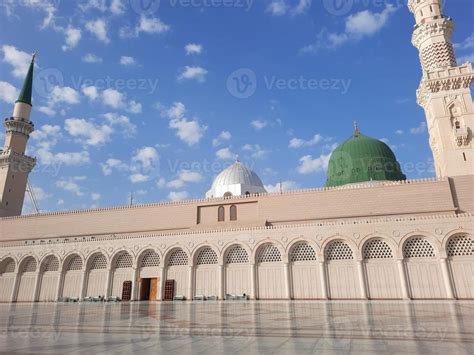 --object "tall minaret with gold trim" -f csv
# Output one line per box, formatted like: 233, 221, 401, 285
0, 53, 36, 217
408, 0, 474, 177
